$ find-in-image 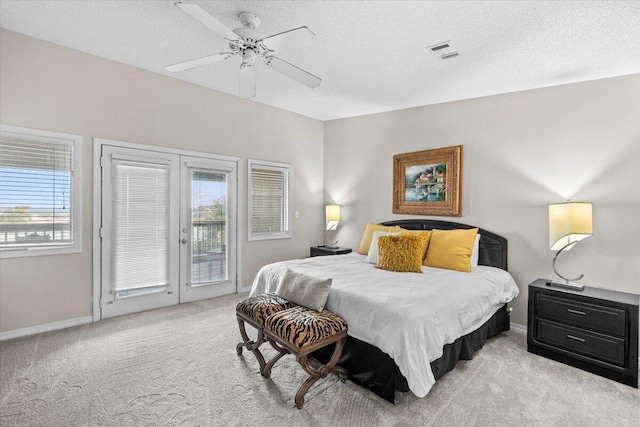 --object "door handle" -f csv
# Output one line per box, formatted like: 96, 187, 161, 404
181, 238, 188, 244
